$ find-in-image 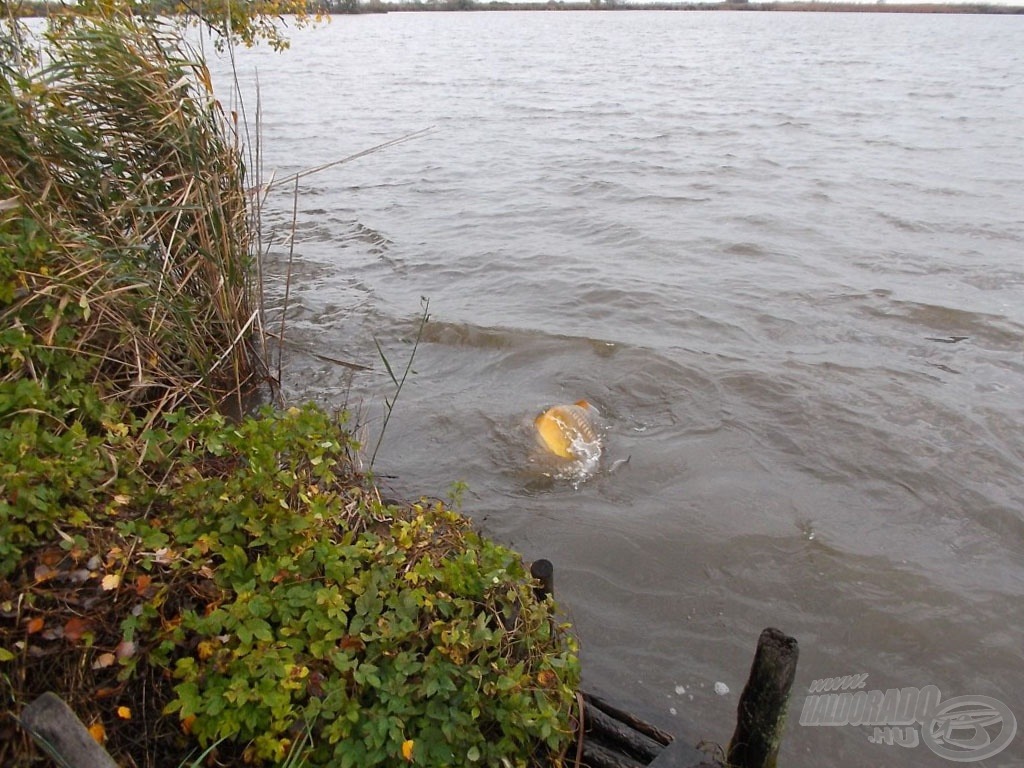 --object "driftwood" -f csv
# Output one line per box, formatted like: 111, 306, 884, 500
727, 627, 800, 768
586, 692, 673, 747
20, 692, 118, 768
585, 703, 665, 762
